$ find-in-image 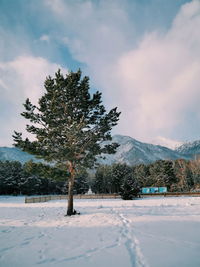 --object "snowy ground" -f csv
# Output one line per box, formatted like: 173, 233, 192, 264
0, 196, 200, 267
